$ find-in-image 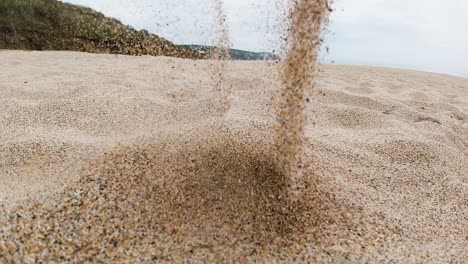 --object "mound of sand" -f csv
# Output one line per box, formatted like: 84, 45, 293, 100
0, 51, 467, 262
